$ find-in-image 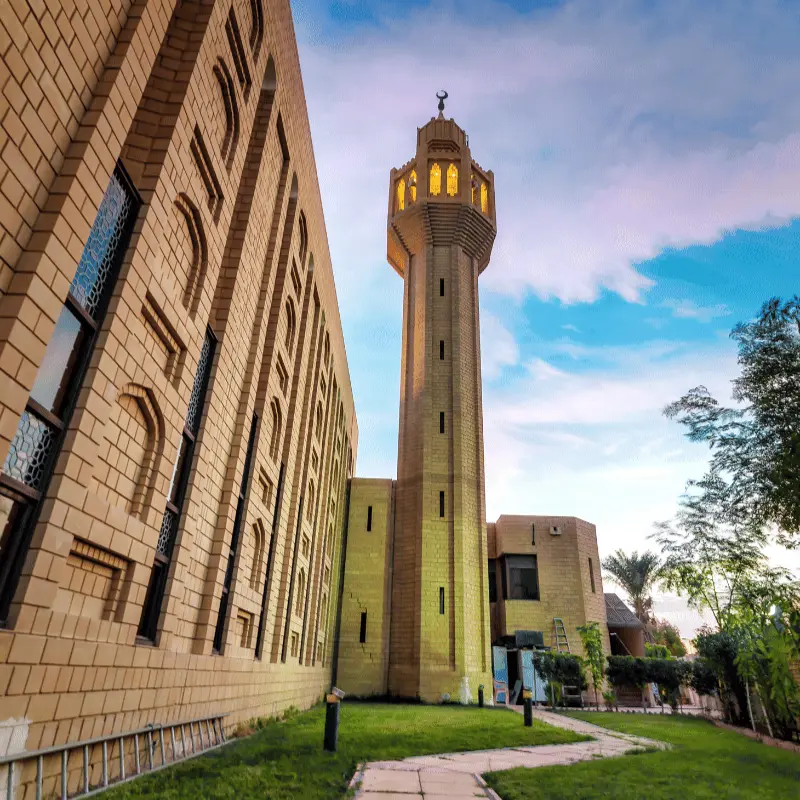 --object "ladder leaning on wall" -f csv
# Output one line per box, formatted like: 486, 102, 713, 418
552, 617, 571, 653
